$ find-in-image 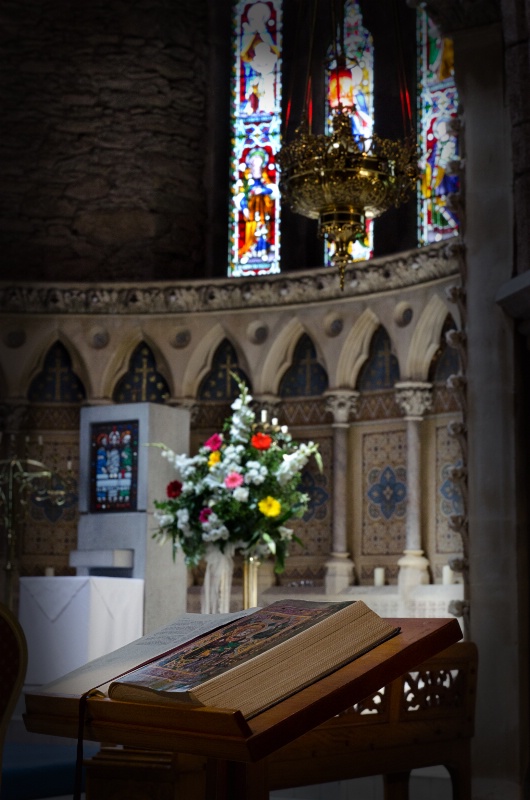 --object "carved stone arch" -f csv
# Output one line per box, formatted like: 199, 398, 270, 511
336, 308, 380, 387
260, 317, 306, 394
100, 328, 145, 400
22, 330, 91, 399
136, 331, 174, 397
182, 324, 252, 398
406, 294, 454, 380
